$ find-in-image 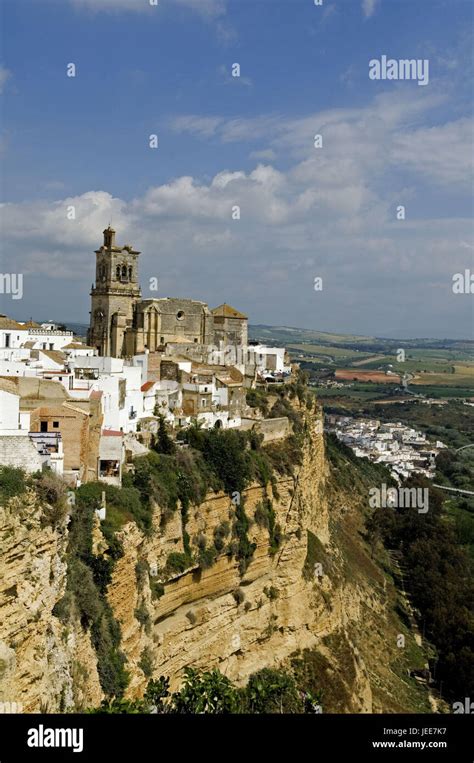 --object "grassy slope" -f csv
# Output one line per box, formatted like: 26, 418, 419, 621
295, 435, 434, 713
